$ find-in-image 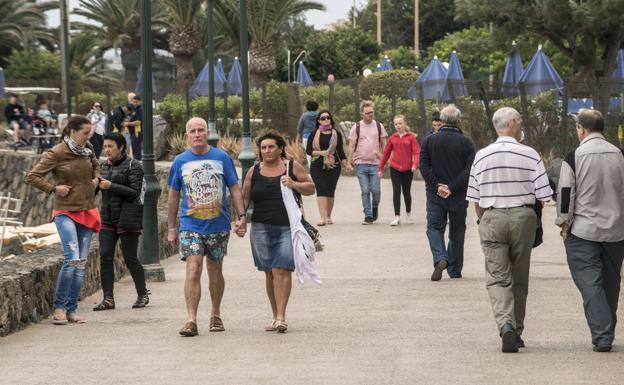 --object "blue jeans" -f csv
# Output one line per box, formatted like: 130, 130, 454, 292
53, 215, 93, 313
425, 192, 467, 277
355, 164, 381, 218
